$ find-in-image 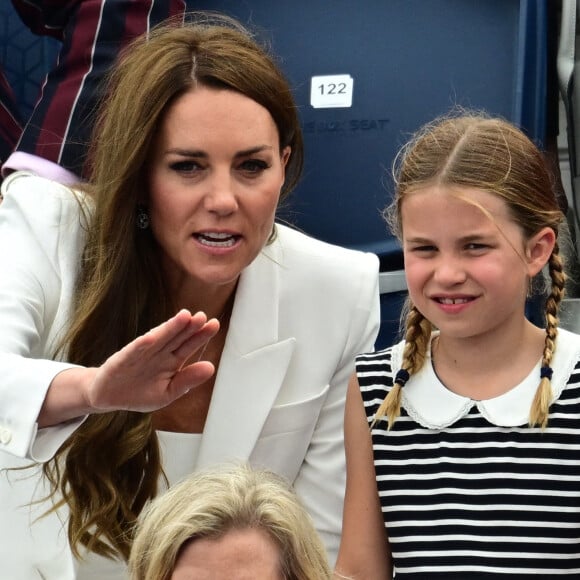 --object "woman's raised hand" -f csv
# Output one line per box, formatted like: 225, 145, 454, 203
39, 310, 219, 427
